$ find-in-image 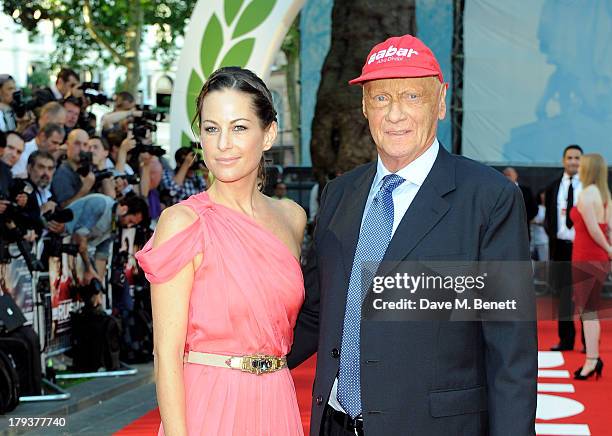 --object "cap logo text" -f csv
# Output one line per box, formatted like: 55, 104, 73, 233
368, 45, 419, 64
